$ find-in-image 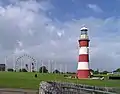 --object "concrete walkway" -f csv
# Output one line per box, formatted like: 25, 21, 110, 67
0, 88, 38, 94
